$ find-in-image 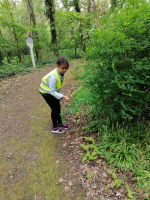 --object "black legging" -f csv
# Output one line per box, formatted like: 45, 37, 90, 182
40, 93, 62, 127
